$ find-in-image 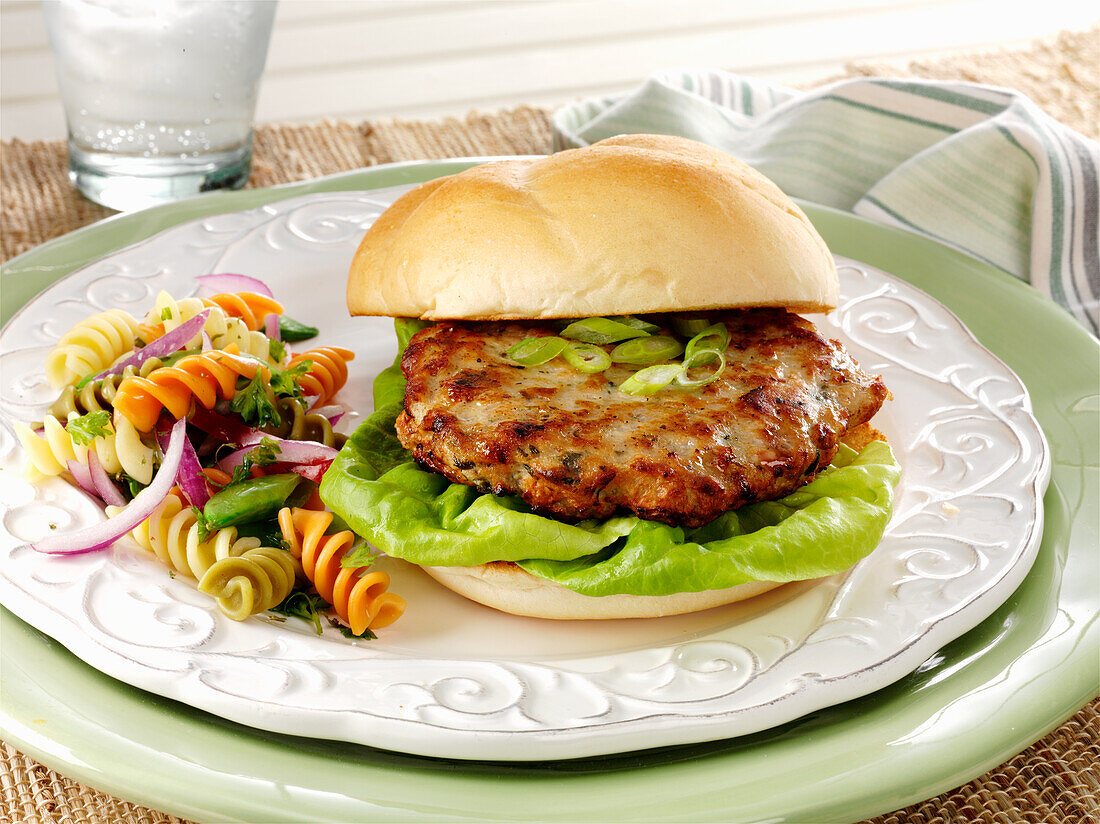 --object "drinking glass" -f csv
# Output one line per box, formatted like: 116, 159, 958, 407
42, 0, 277, 211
